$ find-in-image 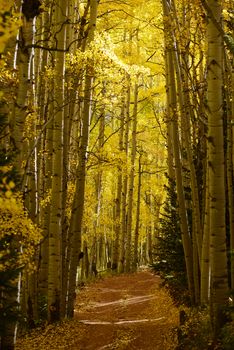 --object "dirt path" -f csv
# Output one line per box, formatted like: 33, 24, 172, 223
16, 270, 179, 350
74, 270, 179, 349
